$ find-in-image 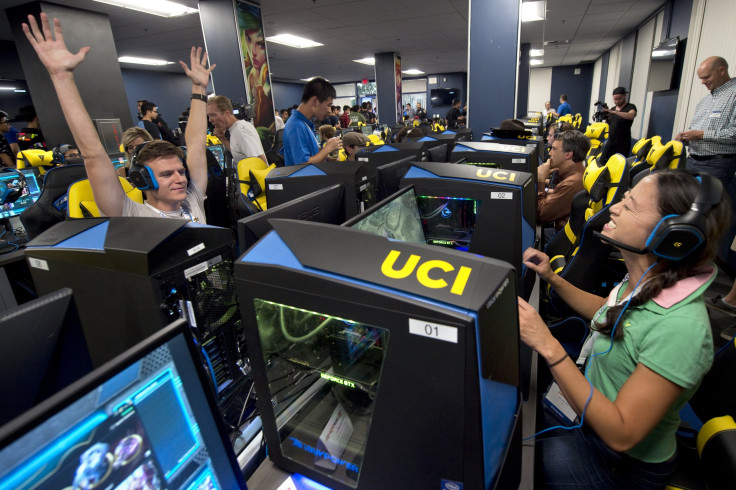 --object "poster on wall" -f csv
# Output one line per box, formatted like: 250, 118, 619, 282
236, 0, 275, 150
394, 53, 402, 124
